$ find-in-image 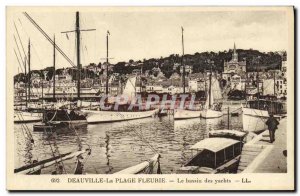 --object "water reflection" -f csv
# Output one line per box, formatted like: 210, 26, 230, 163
24, 140, 33, 165
15, 114, 243, 174
105, 133, 113, 174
